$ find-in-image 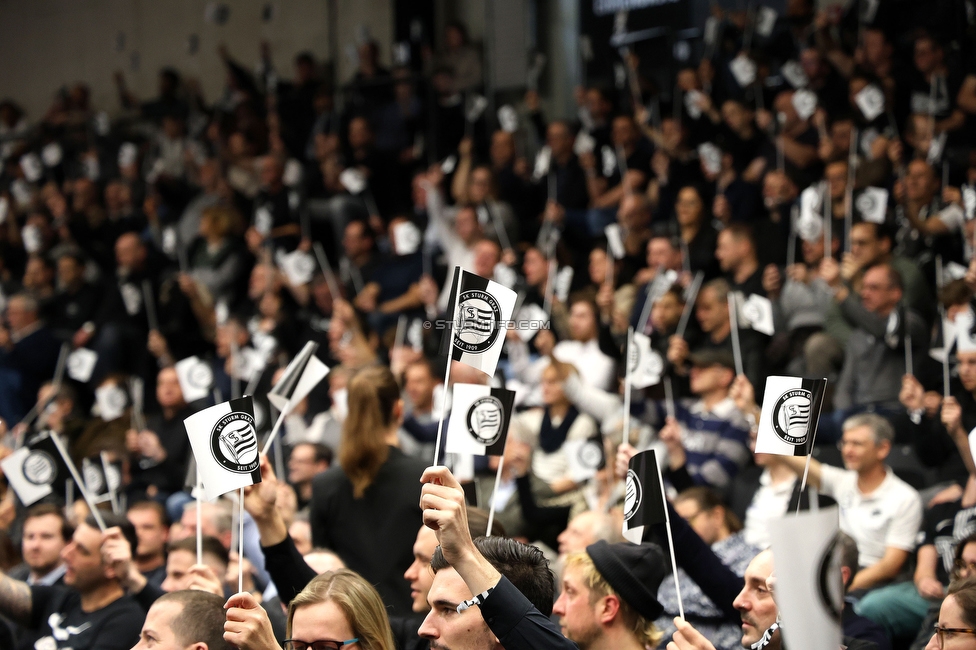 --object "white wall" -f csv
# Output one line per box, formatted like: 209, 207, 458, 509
0, 0, 393, 120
